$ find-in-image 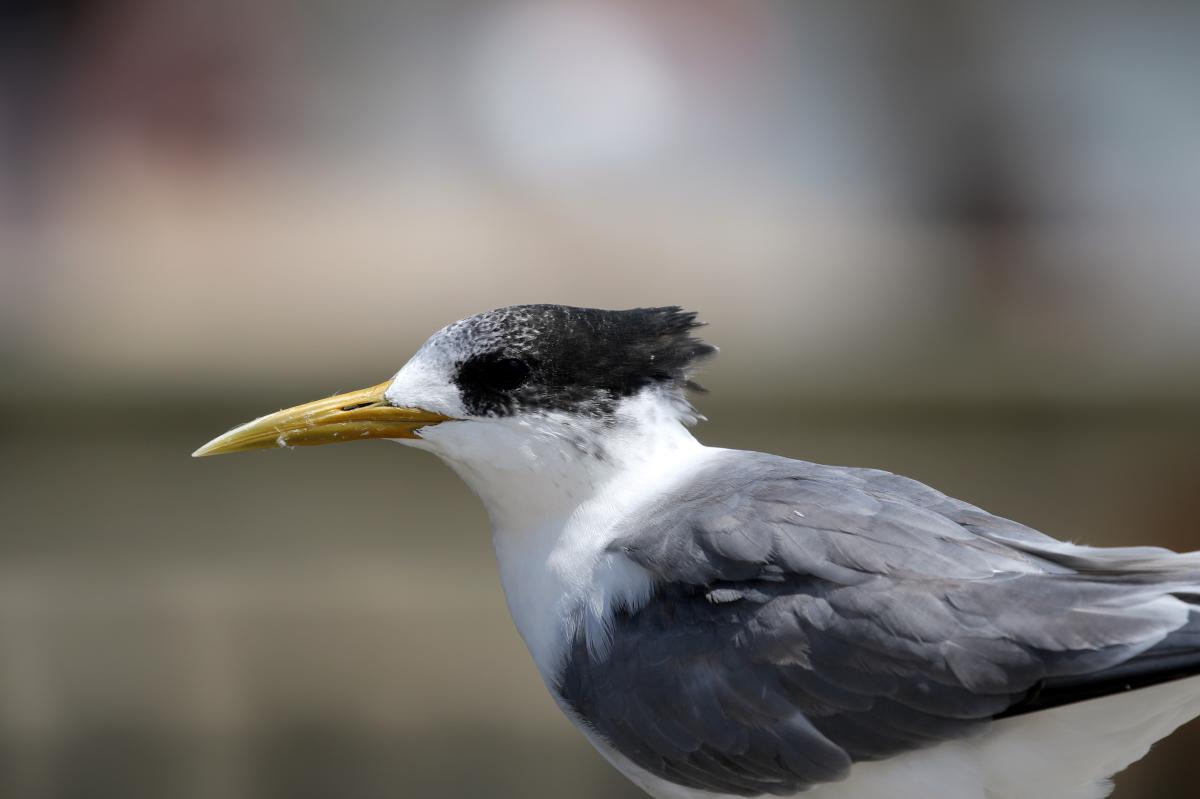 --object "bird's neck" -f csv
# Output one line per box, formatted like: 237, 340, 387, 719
423, 391, 705, 530
416, 392, 714, 676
